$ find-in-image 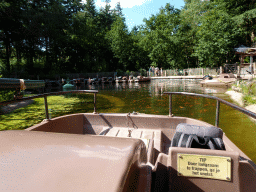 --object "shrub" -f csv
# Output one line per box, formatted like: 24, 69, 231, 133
139, 68, 147, 76
116, 69, 124, 76
0, 89, 16, 113
232, 80, 256, 106
0, 90, 16, 102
